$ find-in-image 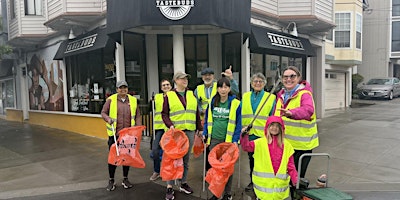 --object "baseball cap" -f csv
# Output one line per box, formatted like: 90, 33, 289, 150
173, 71, 191, 80
116, 80, 128, 88
201, 67, 214, 75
